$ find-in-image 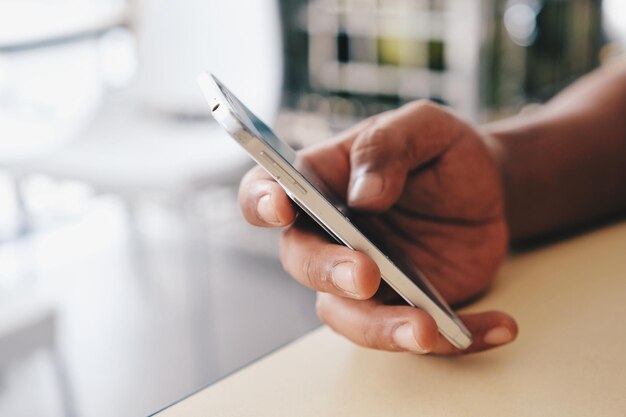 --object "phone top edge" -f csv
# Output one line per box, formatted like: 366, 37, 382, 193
196, 72, 220, 110
197, 72, 253, 146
